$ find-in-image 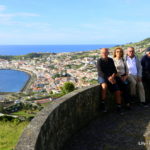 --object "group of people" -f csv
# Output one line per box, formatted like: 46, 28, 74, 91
97, 46, 150, 114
